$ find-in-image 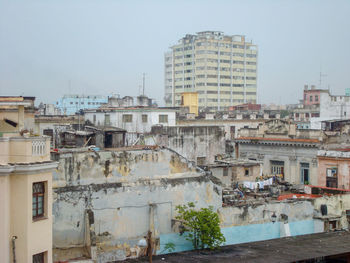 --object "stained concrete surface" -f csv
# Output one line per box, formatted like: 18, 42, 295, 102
126, 231, 350, 263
